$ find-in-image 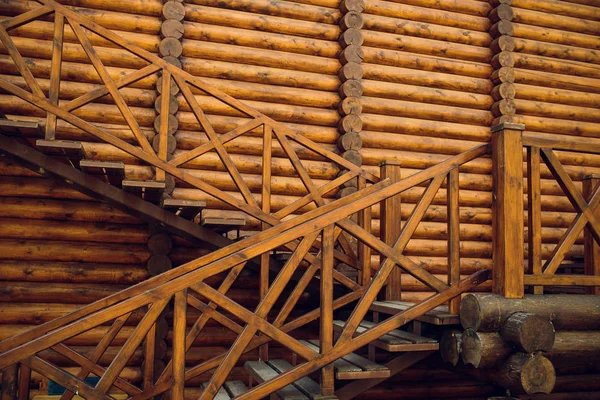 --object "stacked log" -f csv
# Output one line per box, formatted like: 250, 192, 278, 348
442, 293, 600, 396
